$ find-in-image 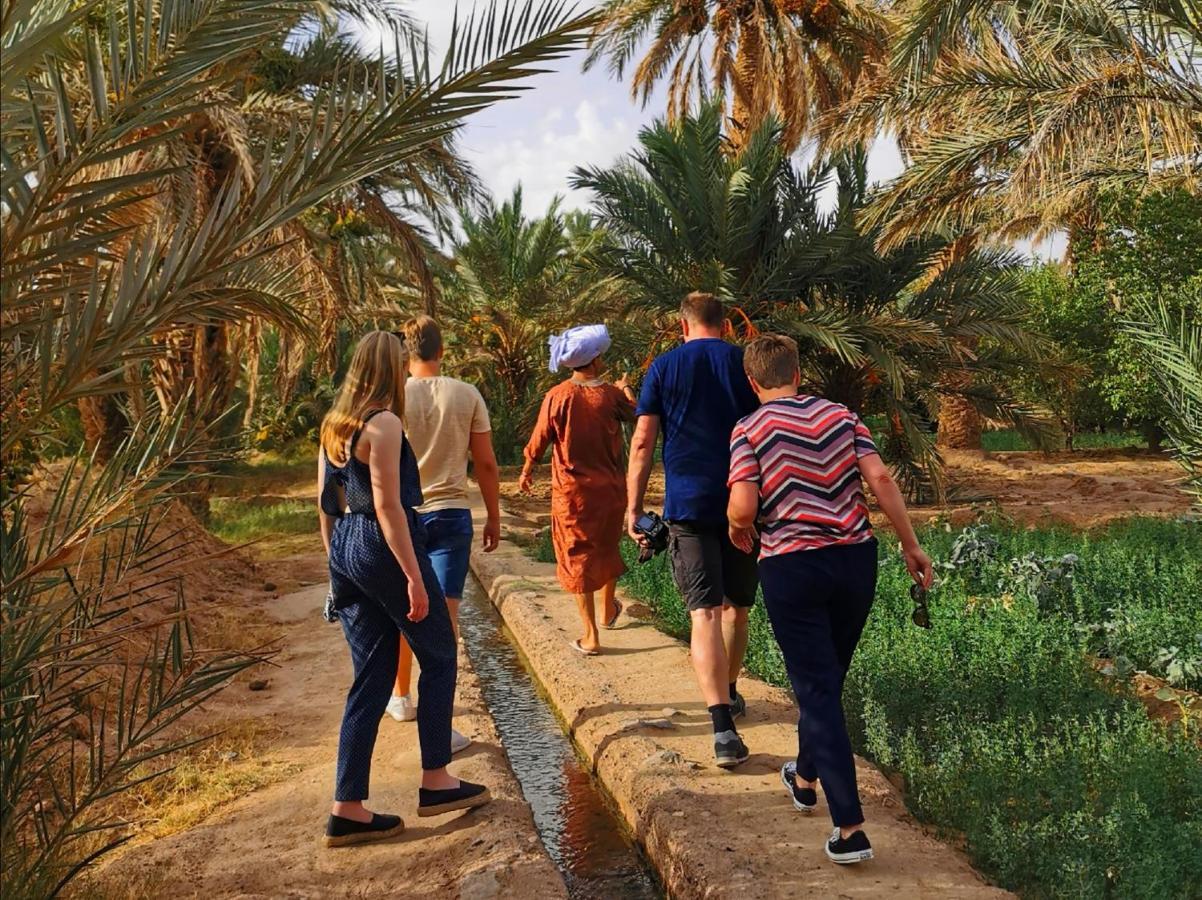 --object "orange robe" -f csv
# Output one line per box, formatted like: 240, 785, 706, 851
524, 379, 635, 594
